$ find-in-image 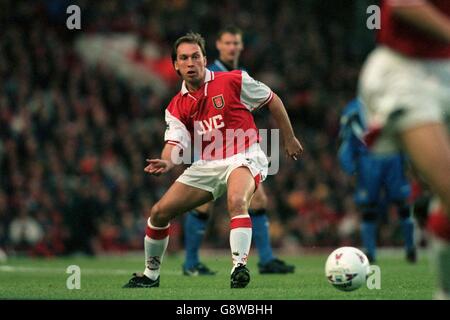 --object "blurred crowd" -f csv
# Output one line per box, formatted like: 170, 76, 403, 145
0, 0, 411, 257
